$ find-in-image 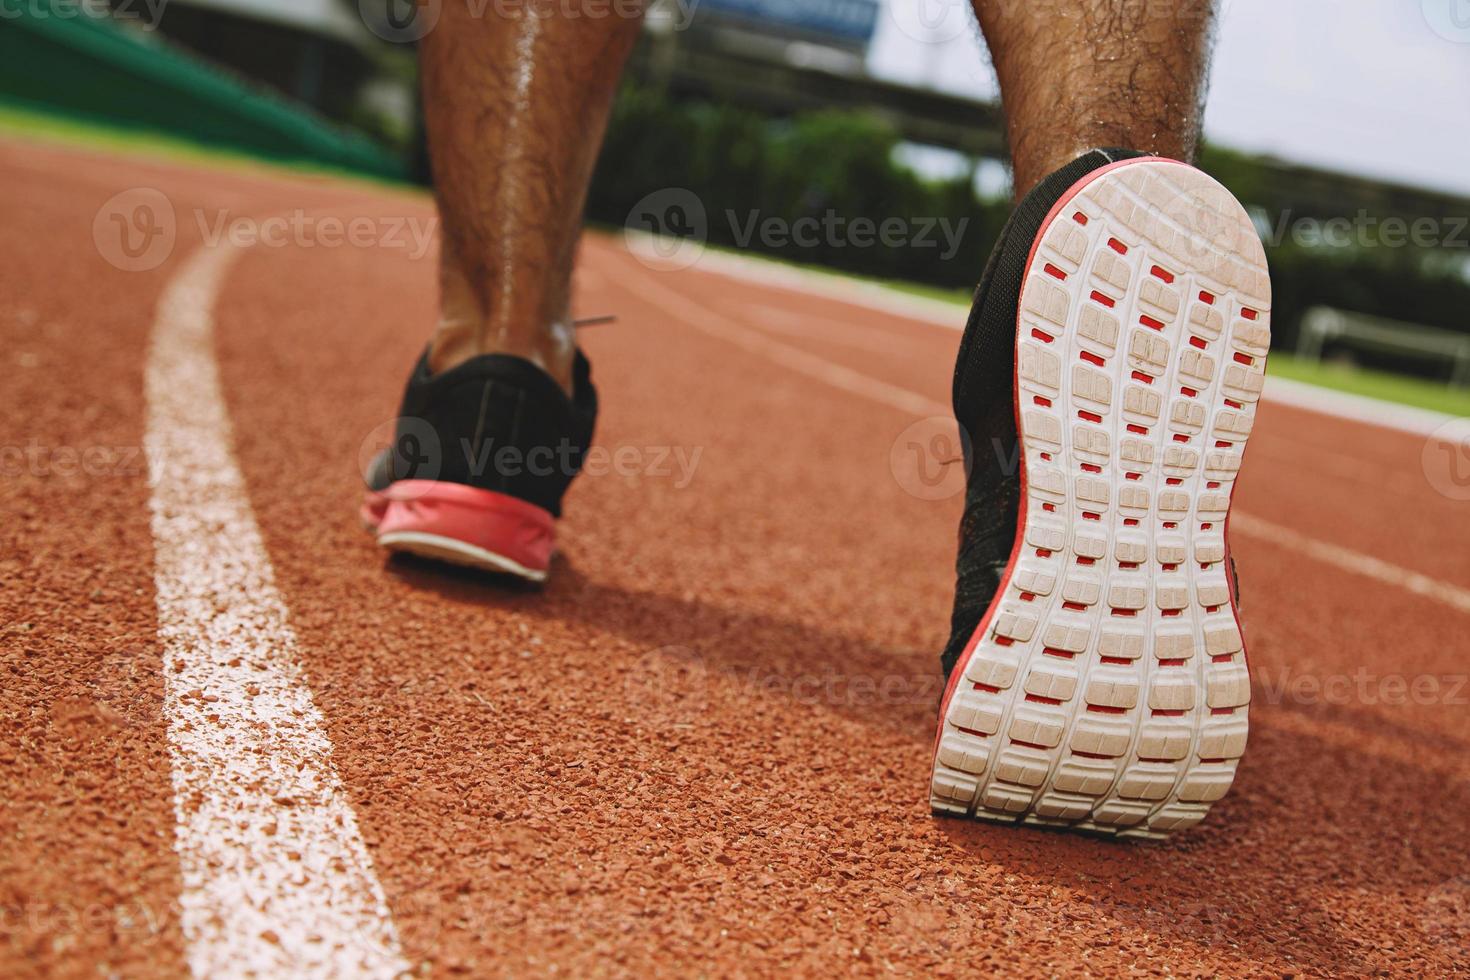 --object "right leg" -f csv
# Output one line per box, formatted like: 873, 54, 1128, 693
972, 0, 1218, 198
419, 1, 644, 390
930, 1, 1269, 835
